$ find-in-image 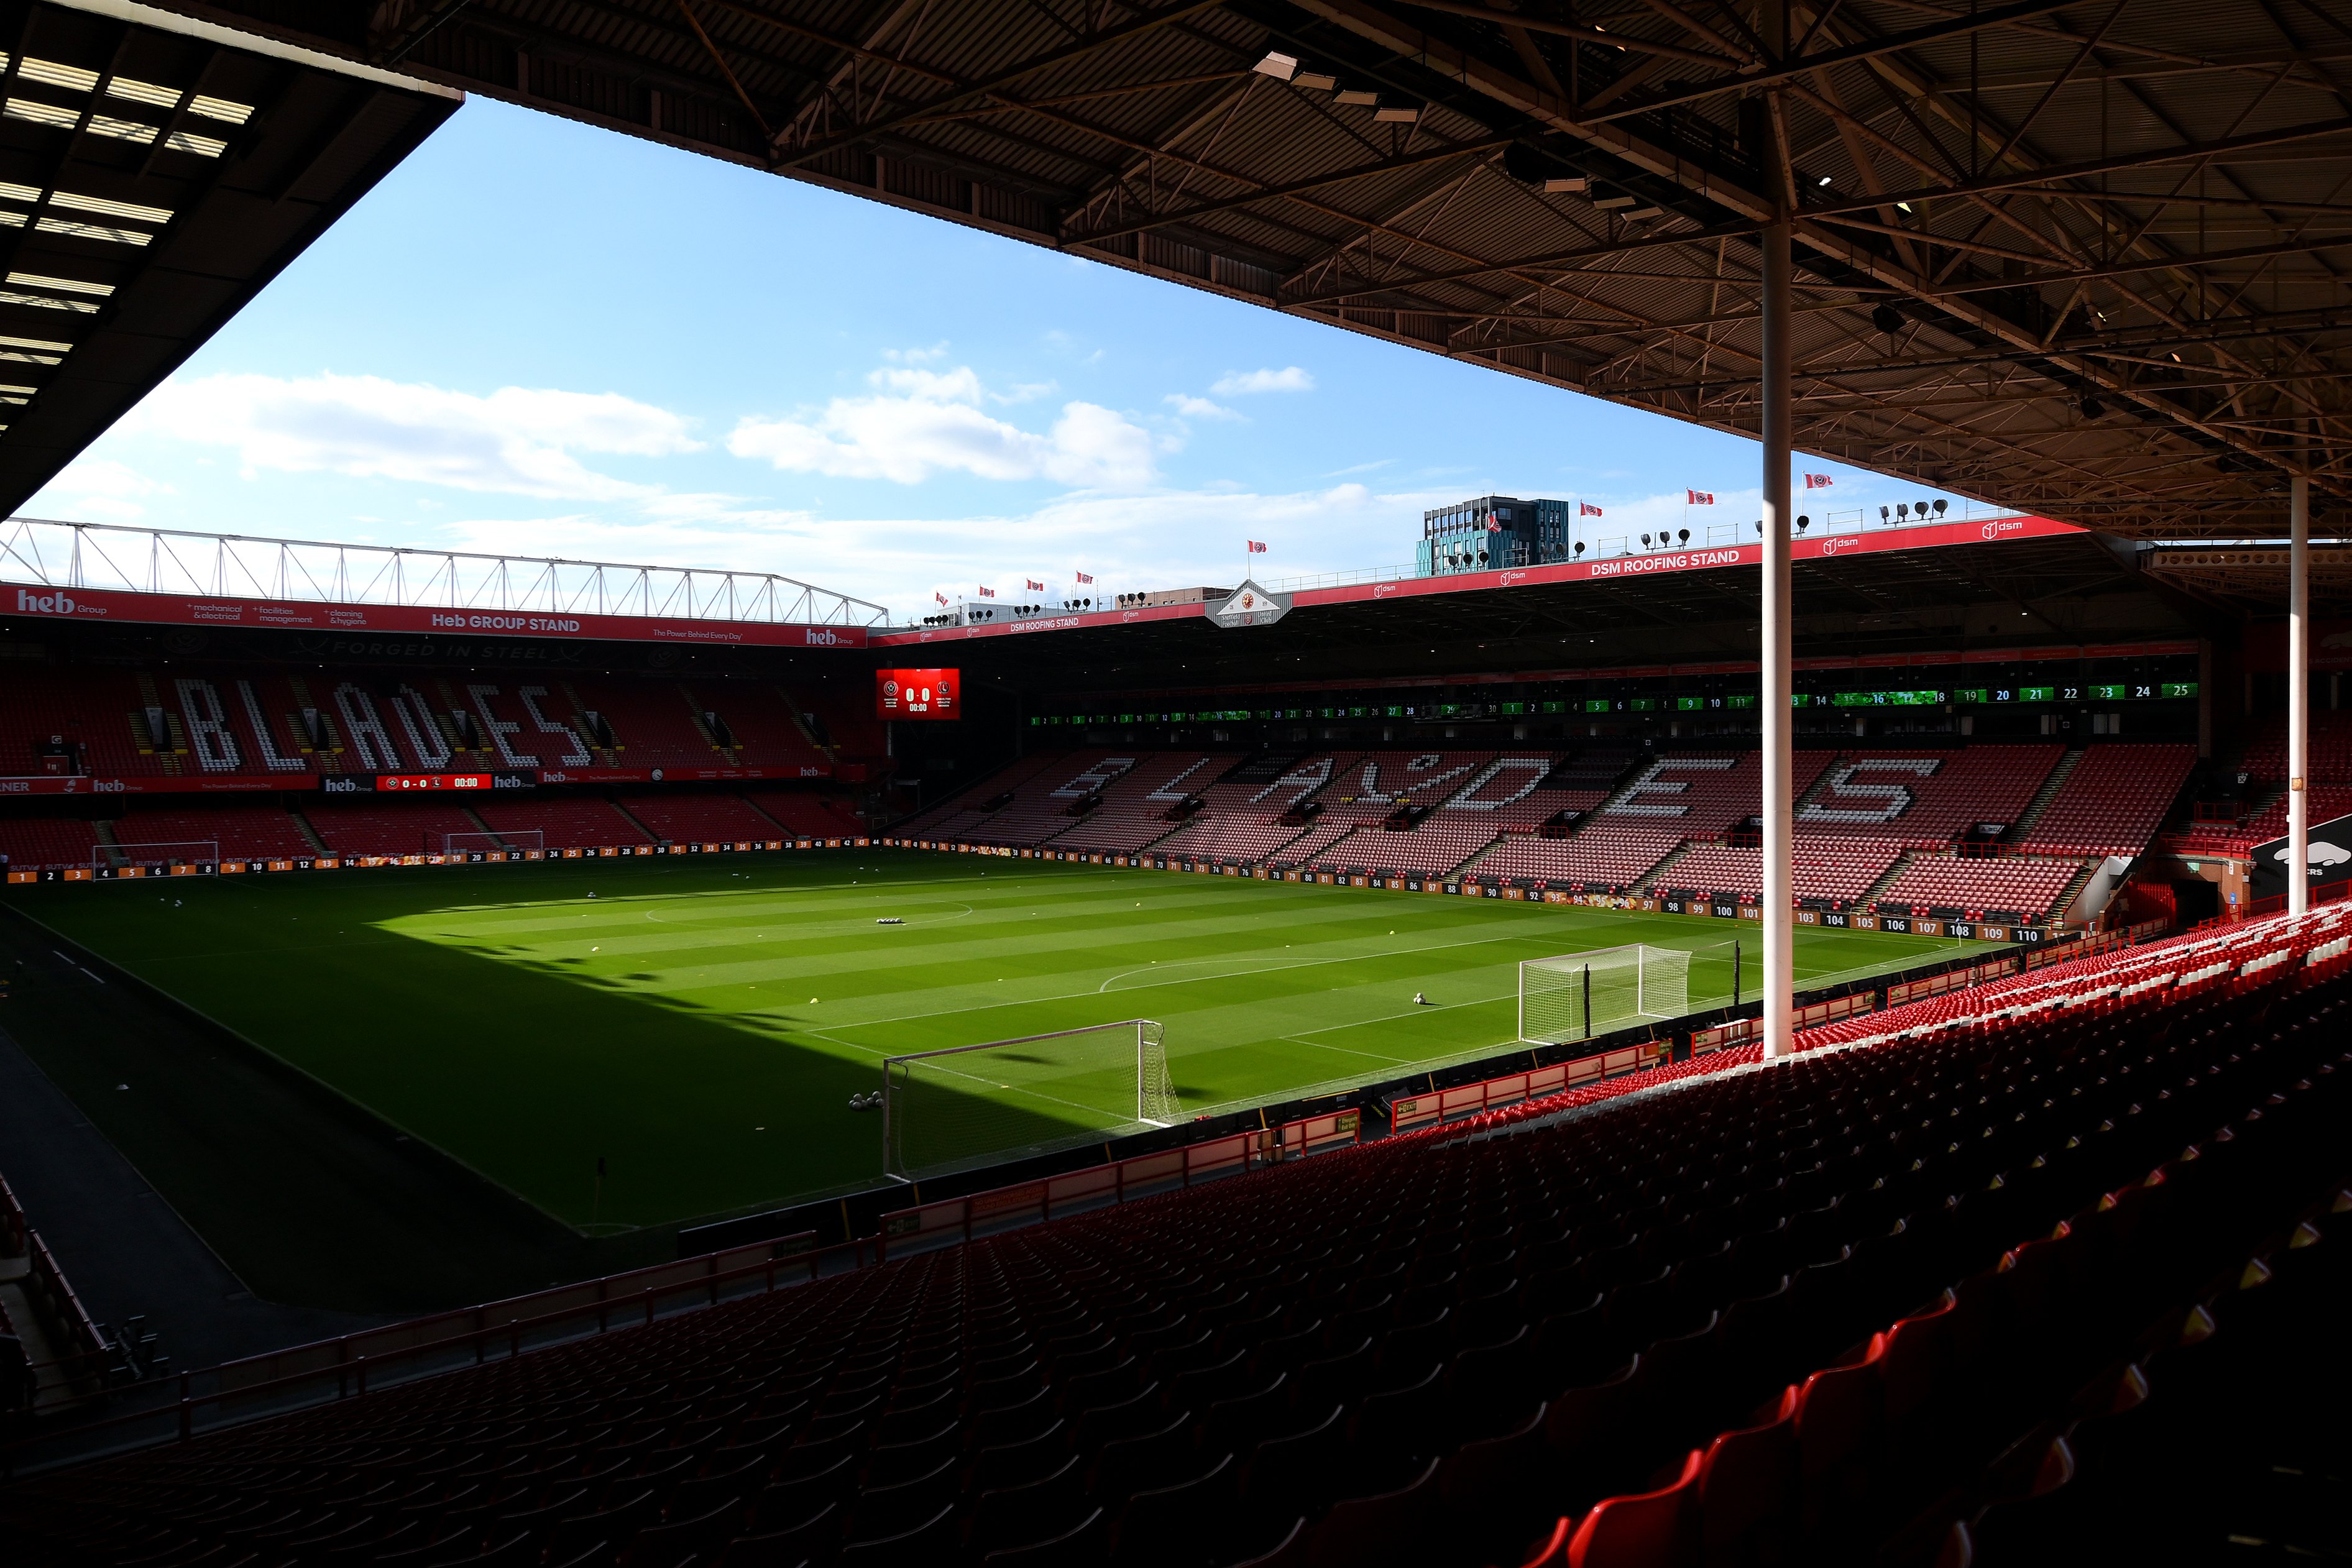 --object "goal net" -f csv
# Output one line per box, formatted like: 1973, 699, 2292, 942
95, 840, 219, 871
882, 1019, 1178, 1181
1519, 944, 1692, 1045
444, 830, 543, 856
